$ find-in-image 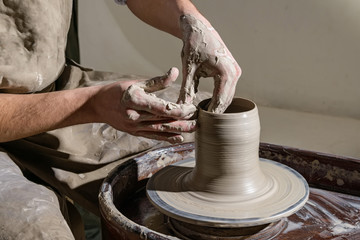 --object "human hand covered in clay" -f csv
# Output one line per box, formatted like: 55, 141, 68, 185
178, 15, 241, 113
94, 67, 196, 144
